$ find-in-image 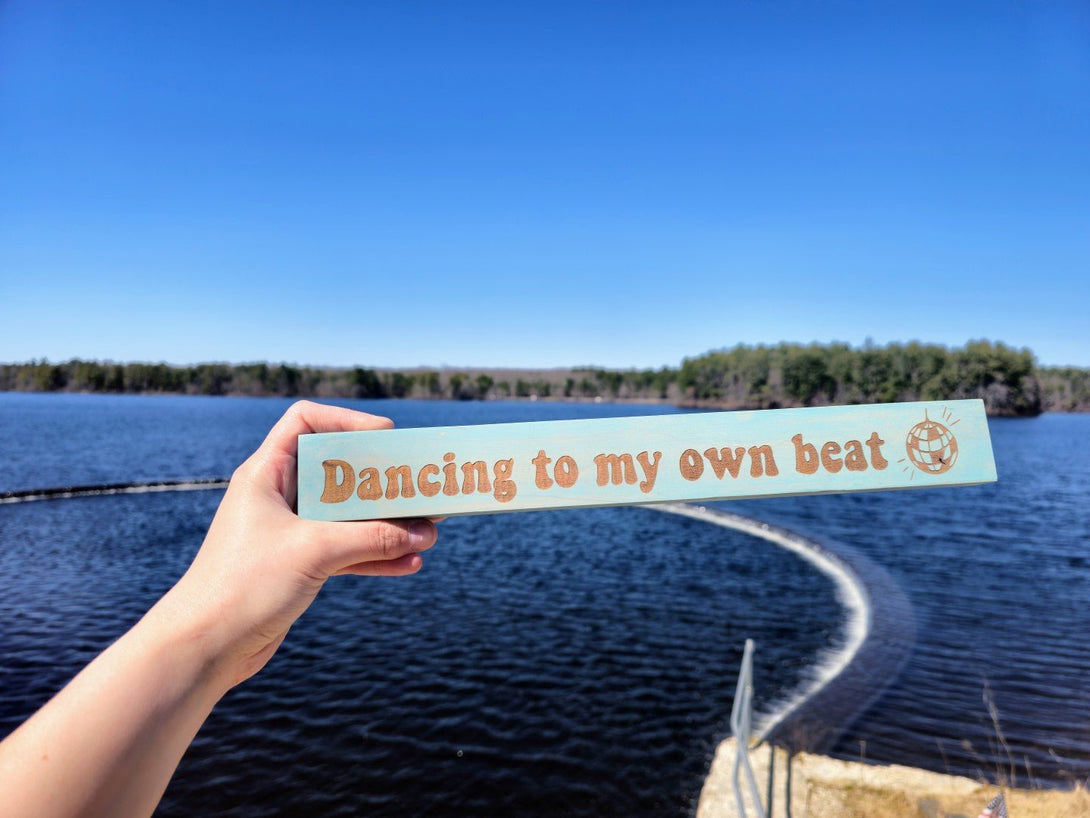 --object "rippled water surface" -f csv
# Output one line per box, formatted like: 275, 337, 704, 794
1, 394, 1087, 813
0, 395, 845, 817
727, 413, 1090, 786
